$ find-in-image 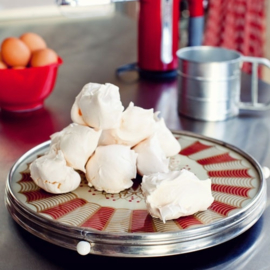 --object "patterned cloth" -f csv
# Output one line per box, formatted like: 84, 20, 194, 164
203, 0, 266, 74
